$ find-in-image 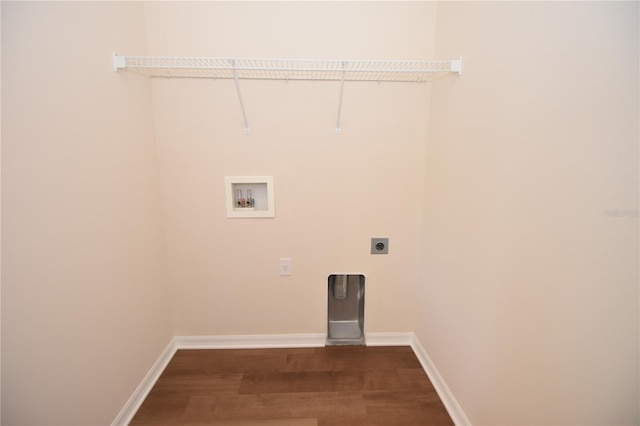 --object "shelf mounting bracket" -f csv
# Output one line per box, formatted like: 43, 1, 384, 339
451, 57, 463, 75
112, 52, 126, 72
231, 59, 250, 134
335, 61, 347, 134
